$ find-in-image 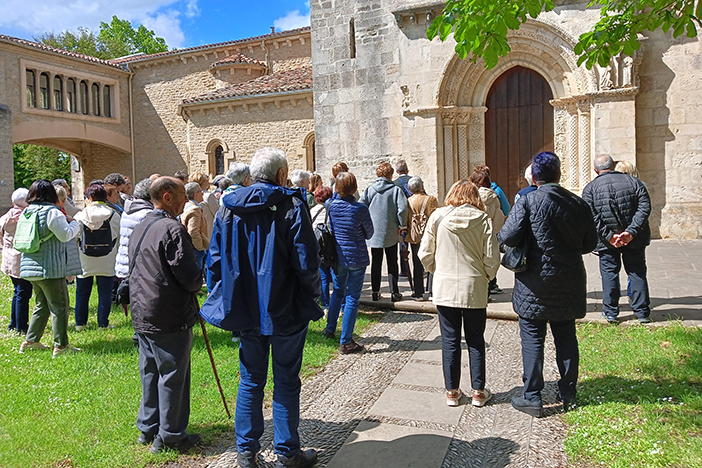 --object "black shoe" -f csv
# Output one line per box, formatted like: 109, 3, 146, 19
276, 449, 318, 468
638, 316, 653, 324
322, 329, 335, 339
150, 433, 202, 454
372, 292, 382, 301
339, 340, 365, 354
556, 392, 577, 412
137, 432, 155, 445
511, 396, 543, 418
238, 450, 260, 468
489, 285, 504, 294
391, 293, 402, 302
